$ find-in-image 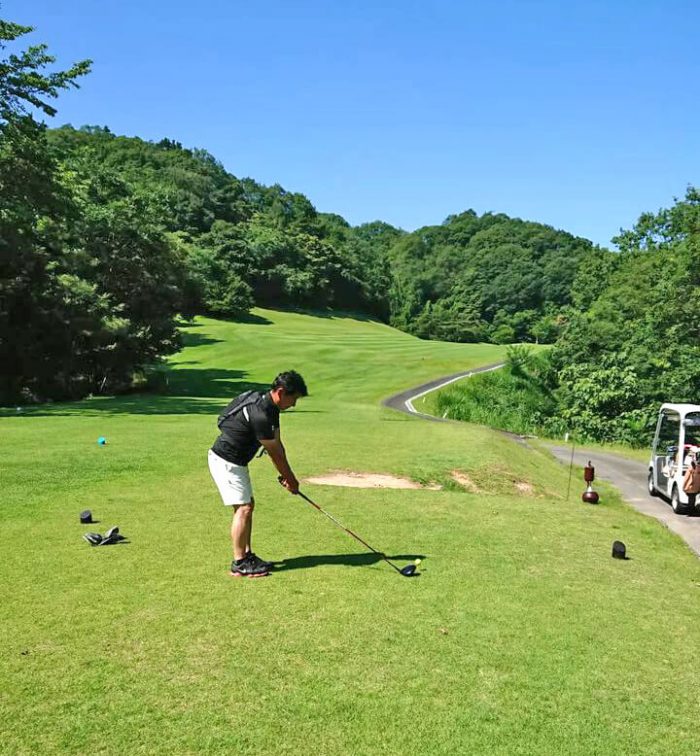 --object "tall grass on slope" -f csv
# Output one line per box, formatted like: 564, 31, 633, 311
435, 347, 556, 436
